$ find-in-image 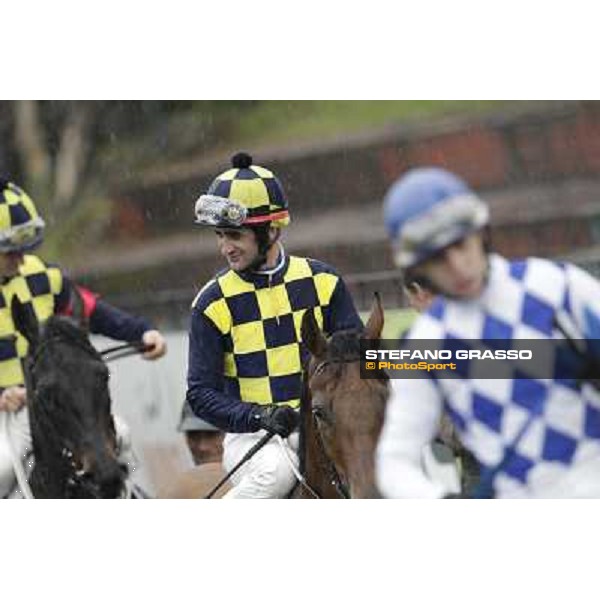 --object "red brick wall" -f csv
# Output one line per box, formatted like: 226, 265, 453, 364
116, 102, 600, 238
